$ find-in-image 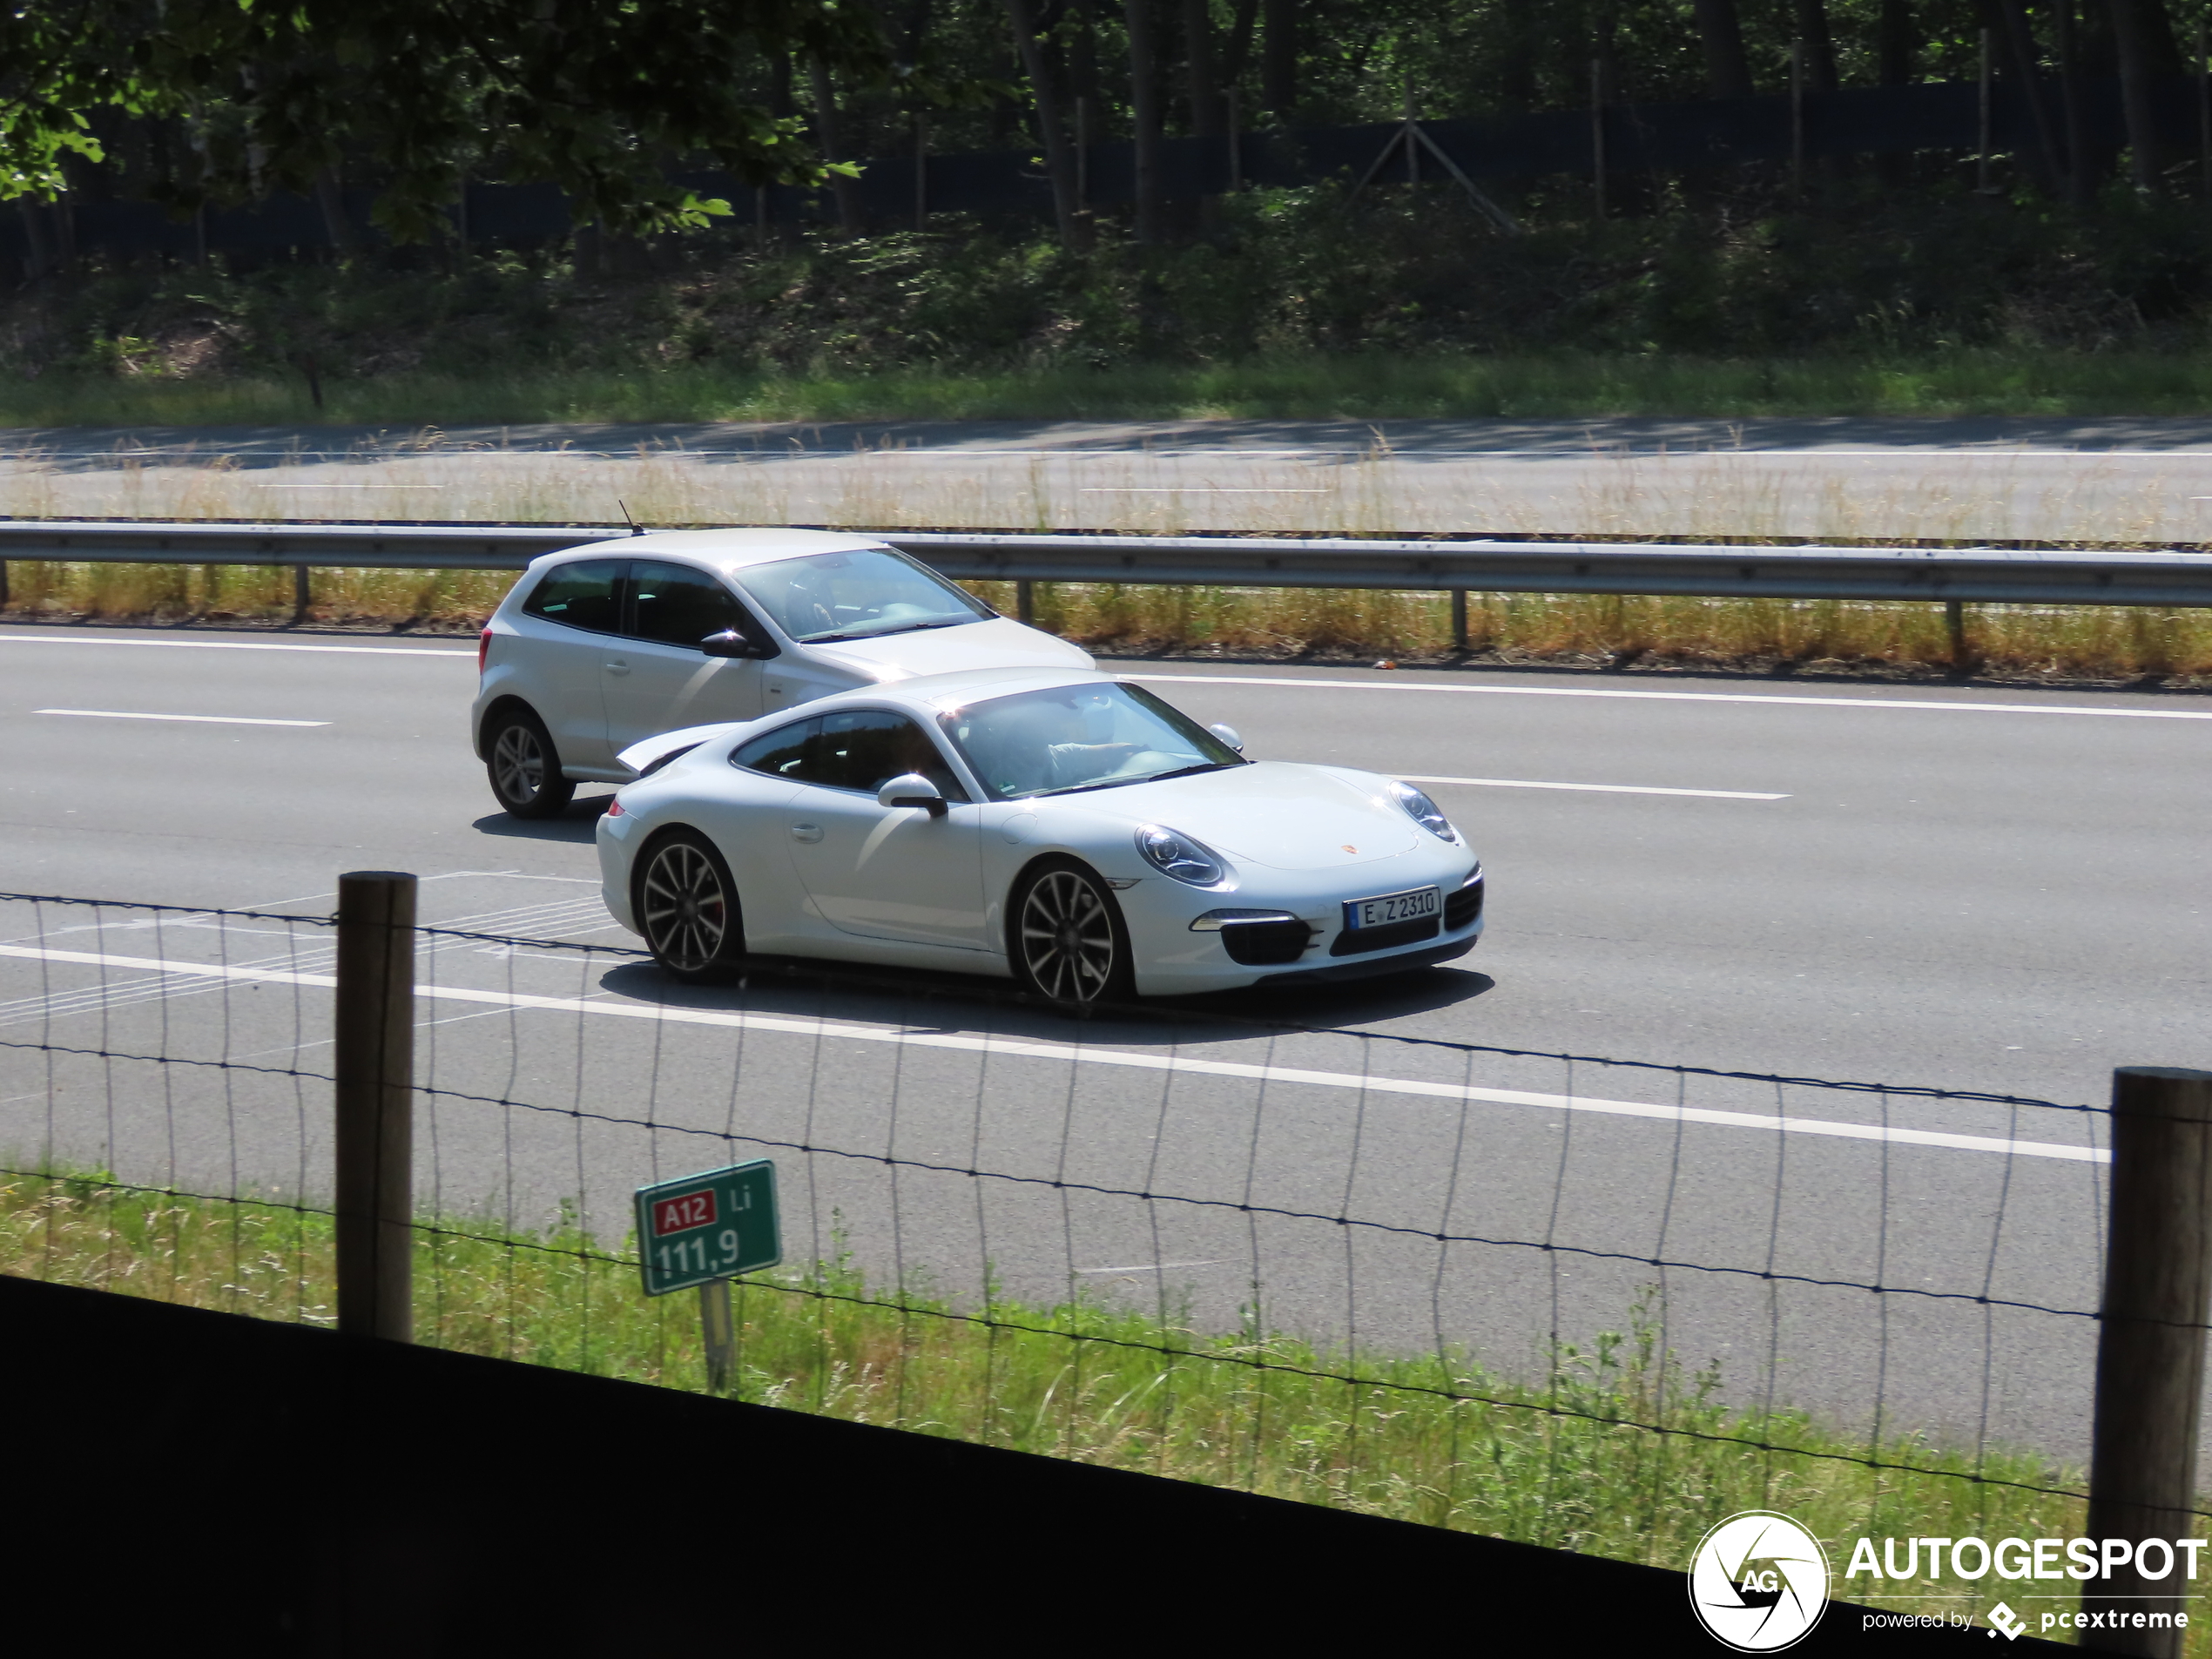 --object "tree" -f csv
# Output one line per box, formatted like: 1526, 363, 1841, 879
0, 0, 894, 238
1689, 0, 1755, 98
